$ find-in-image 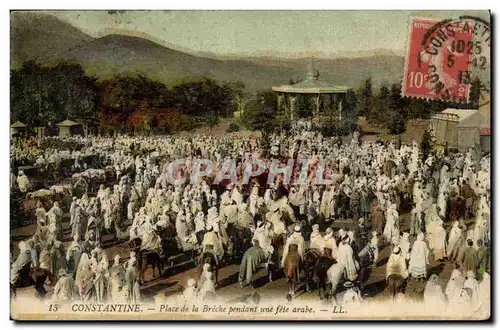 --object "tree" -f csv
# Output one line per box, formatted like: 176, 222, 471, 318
421, 129, 432, 161
356, 77, 374, 117
385, 84, 407, 135
242, 91, 277, 135
11, 61, 99, 127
